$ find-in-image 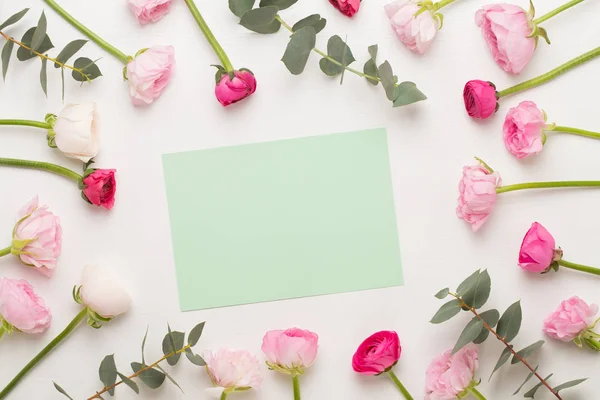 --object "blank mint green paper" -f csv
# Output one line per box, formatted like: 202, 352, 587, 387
162, 128, 403, 311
